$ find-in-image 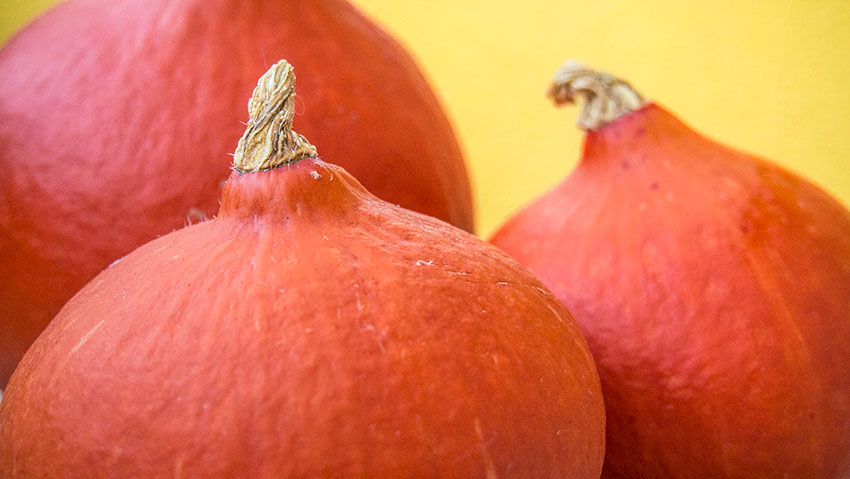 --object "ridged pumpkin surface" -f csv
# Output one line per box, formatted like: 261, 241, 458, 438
491, 102, 850, 478
0, 0, 473, 385
0, 156, 603, 478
